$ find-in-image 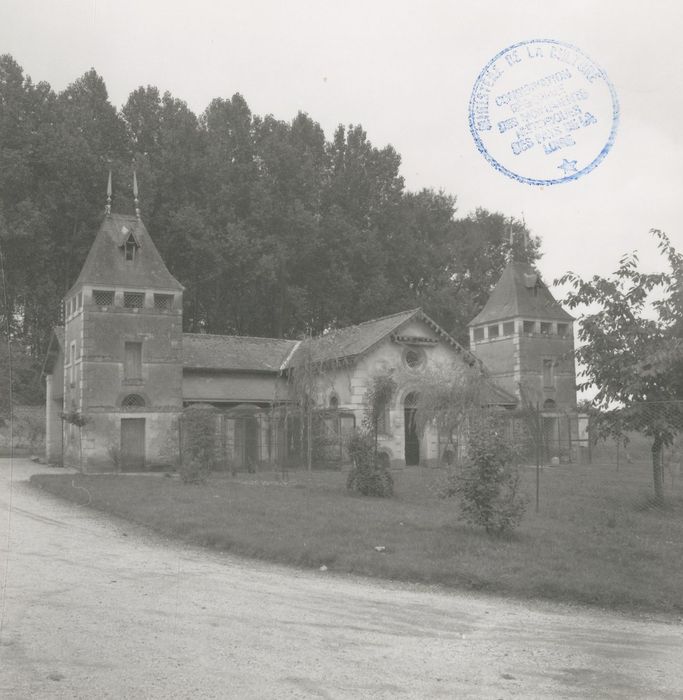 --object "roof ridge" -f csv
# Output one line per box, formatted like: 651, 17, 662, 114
325, 307, 421, 334
183, 332, 296, 342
